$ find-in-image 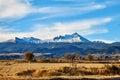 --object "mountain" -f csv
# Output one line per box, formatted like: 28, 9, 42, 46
5, 32, 90, 43
0, 41, 120, 56
15, 37, 41, 43
1, 32, 120, 57
53, 32, 90, 42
